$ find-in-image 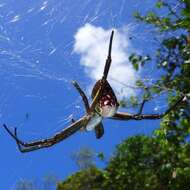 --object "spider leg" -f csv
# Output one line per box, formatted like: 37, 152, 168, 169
3, 117, 87, 153
95, 122, 104, 139
103, 30, 114, 80
111, 96, 186, 121
3, 125, 39, 153
16, 145, 46, 153
14, 128, 44, 153
111, 112, 162, 120
72, 81, 90, 113
71, 118, 85, 131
